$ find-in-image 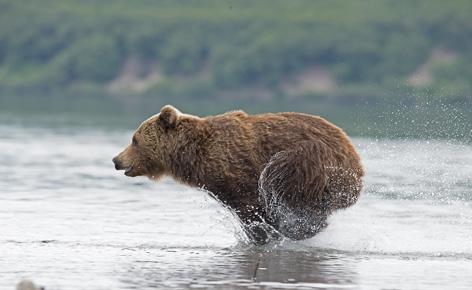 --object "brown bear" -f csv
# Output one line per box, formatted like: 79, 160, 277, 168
113, 105, 364, 245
